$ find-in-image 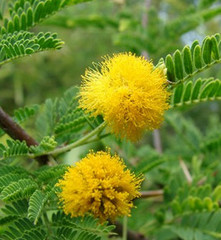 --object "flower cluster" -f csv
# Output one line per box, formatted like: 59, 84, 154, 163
79, 52, 170, 141
57, 150, 142, 222
58, 53, 170, 222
